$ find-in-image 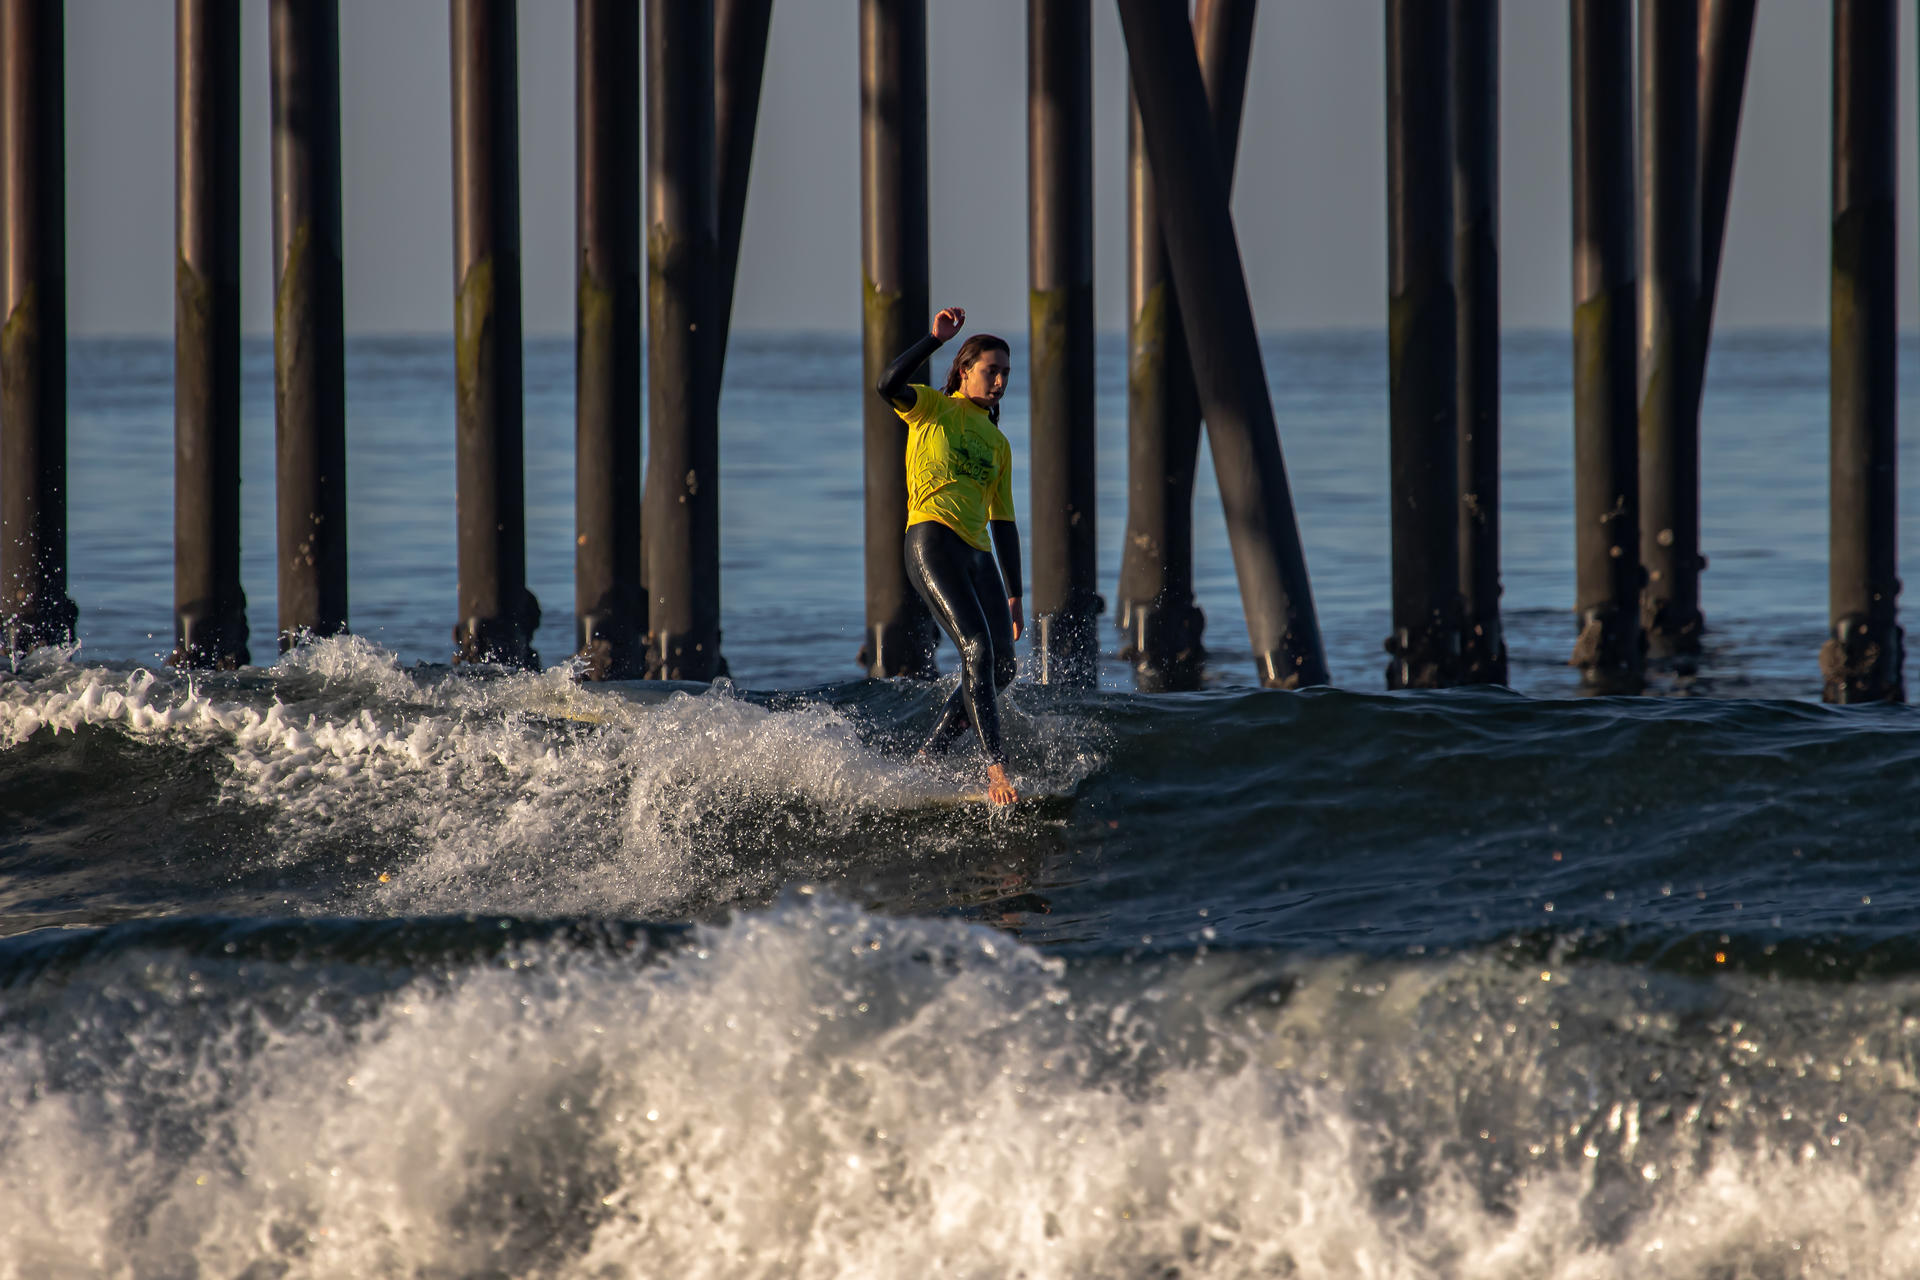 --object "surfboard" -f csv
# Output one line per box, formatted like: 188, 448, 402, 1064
898, 787, 1072, 814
